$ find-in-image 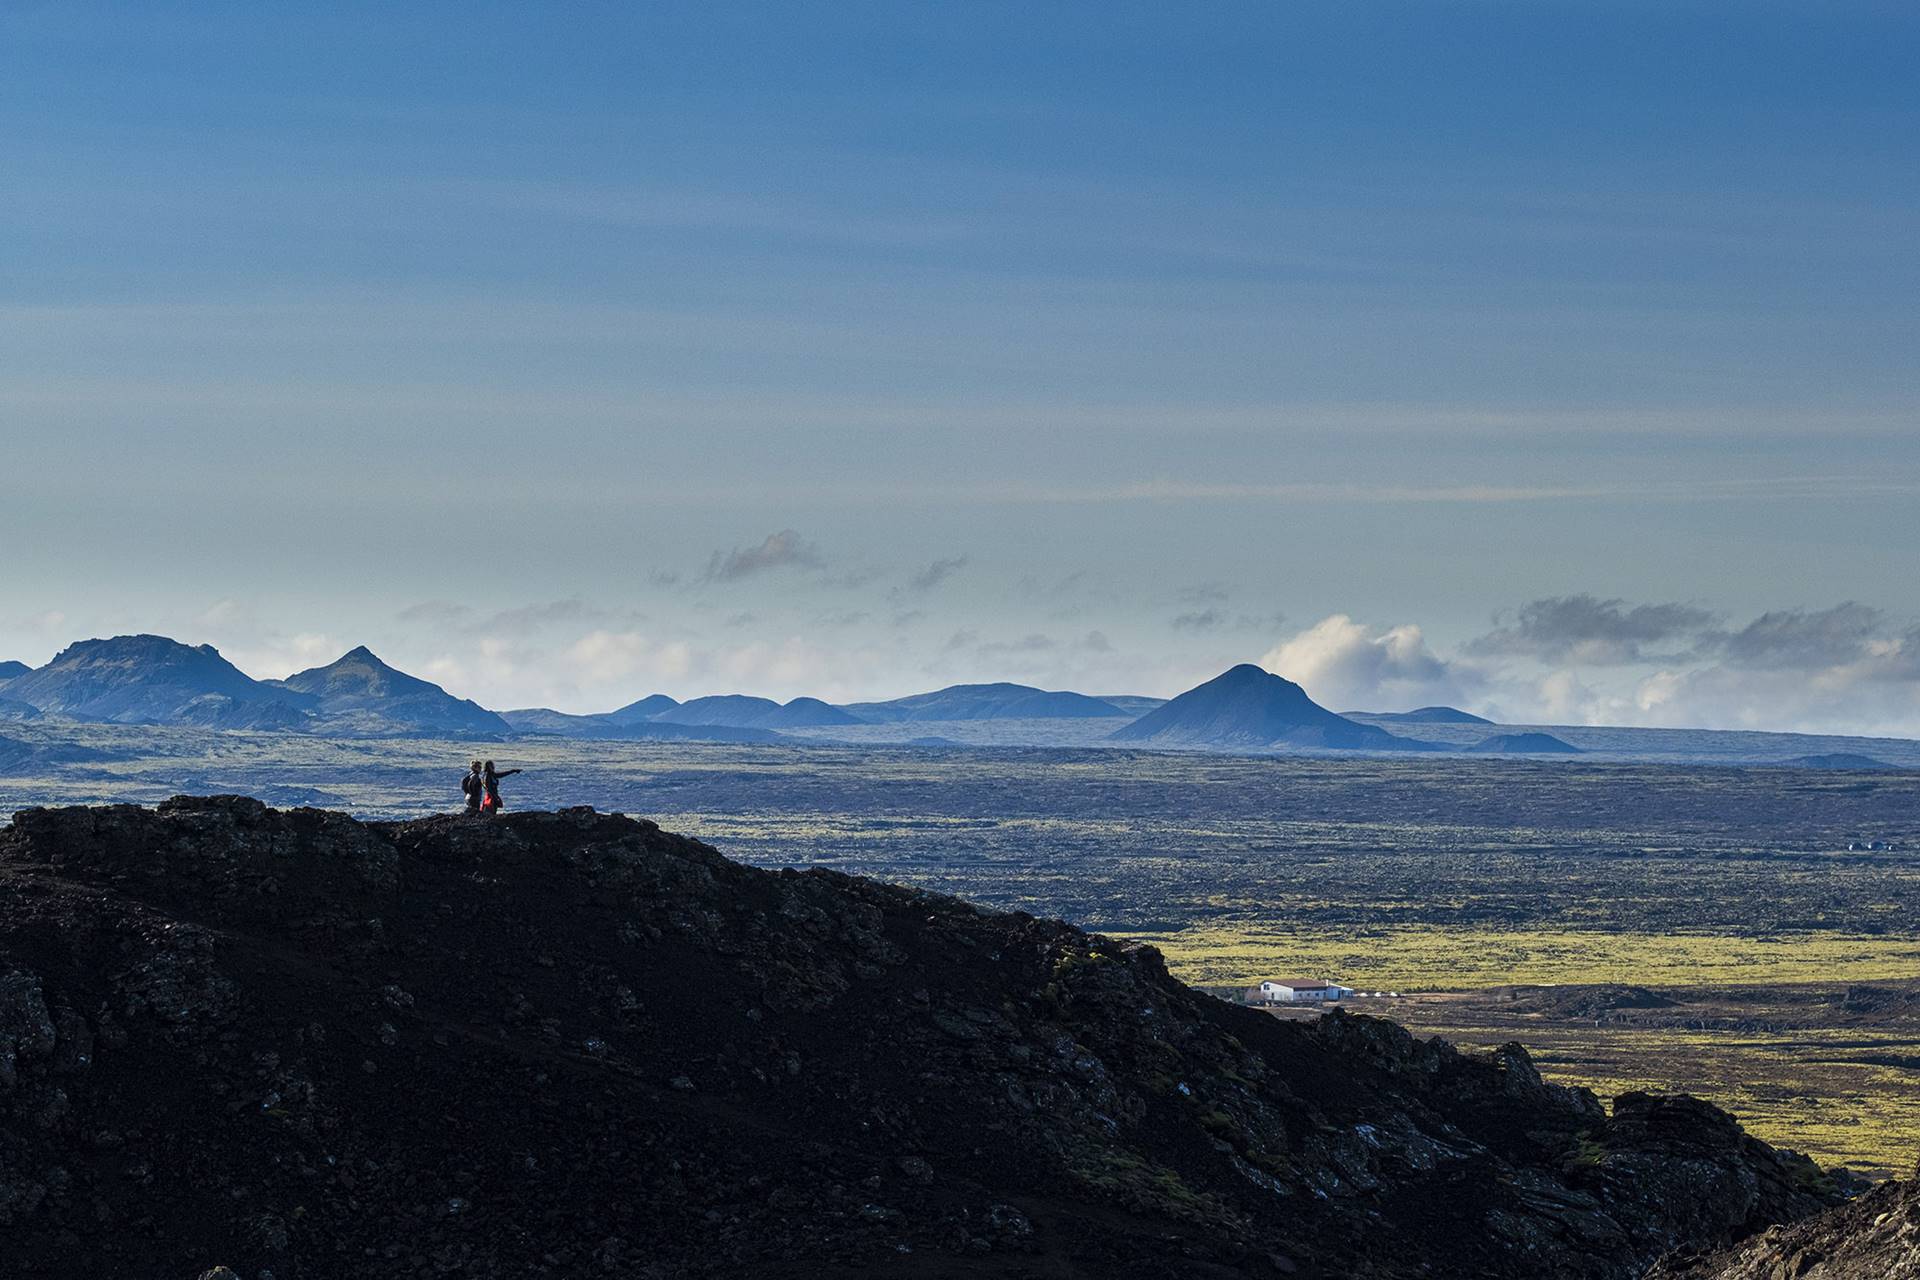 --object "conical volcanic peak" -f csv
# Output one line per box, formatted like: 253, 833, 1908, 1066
1111, 663, 1432, 752
602, 692, 681, 725
278, 647, 510, 737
